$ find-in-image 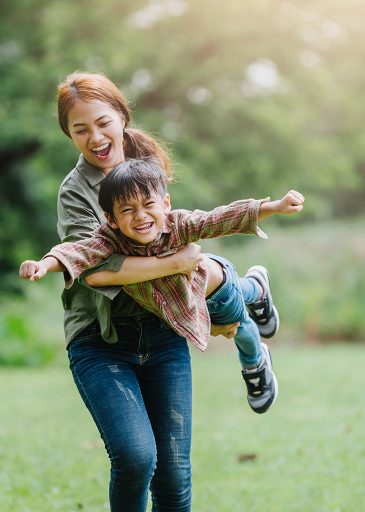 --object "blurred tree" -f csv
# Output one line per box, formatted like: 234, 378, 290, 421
1, 0, 365, 287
